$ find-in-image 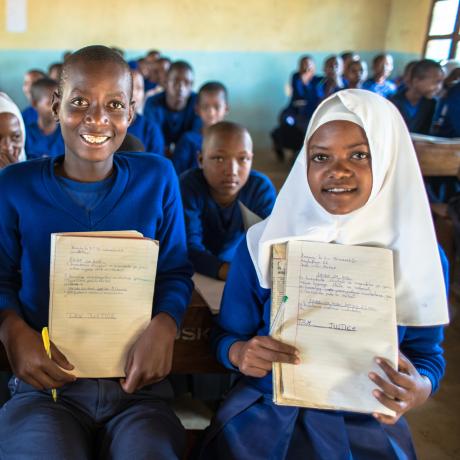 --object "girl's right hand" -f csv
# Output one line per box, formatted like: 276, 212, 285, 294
229, 336, 300, 378
0, 311, 76, 390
